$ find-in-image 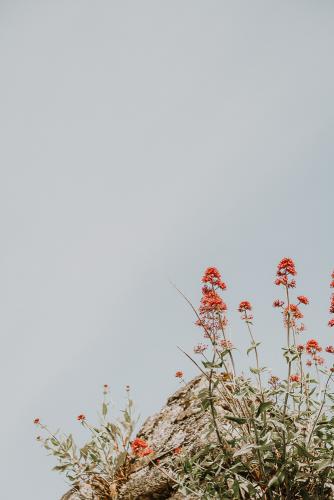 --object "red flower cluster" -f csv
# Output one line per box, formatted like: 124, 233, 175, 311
193, 343, 208, 354
77, 414, 86, 422
290, 374, 300, 383
313, 355, 324, 366
200, 286, 227, 314
326, 346, 334, 354
296, 323, 306, 334
202, 267, 226, 290
297, 344, 304, 353
275, 277, 296, 288
33, 418, 40, 425
238, 301, 252, 312
305, 339, 322, 354
330, 296, 334, 315
277, 257, 297, 276
175, 370, 184, 378
275, 258, 297, 288
273, 299, 284, 308
131, 438, 154, 457
297, 295, 309, 305
220, 339, 233, 350
197, 268, 228, 345
289, 304, 304, 319
304, 339, 325, 367
330, 270, 334, 288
